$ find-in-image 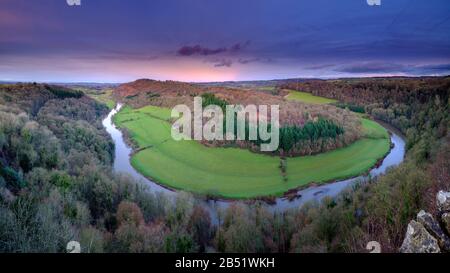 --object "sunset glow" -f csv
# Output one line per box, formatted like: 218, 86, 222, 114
1, 0, 449, 82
